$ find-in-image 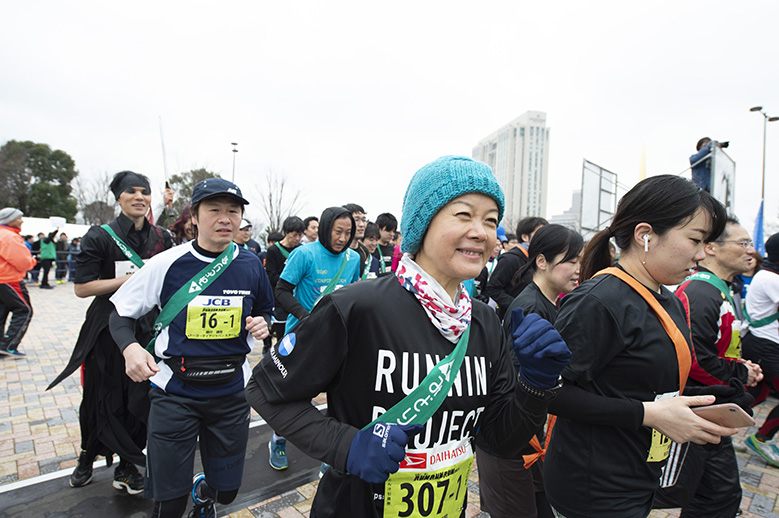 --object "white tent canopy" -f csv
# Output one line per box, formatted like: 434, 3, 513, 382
19, 217, 91, 240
